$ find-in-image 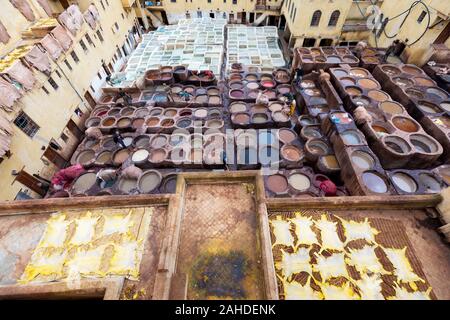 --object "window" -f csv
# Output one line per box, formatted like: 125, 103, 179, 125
96, 30, 104, 42
79, 39, 88, 52
114, 23, 119, 31
71, 51, 79, 63
55, 70, 62, 78
48, 77, 58, 90
42, 86, 49, 95
64, 59, 72, 71
86, 34, 95, 47
328, 10, 340, 26
311, 10, 322, 26
98, 72, 102, 80
233, 0, 237, 4
417, 11, 427, 23
303, 38, 316, 47
60, 133, 69, 143
197, 11, 202, 18
14, 112, 40, 138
